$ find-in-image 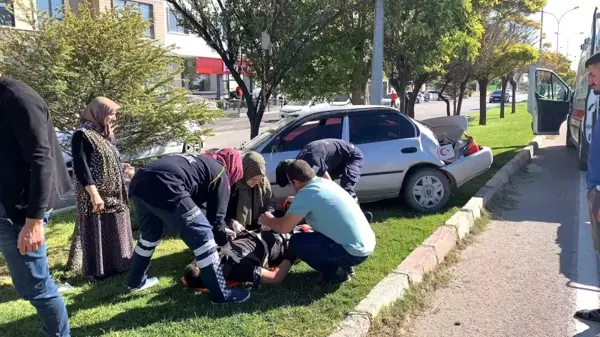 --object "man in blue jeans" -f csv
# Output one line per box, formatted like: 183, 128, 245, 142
0, 75, 72, 336
260, 159, 376, 283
